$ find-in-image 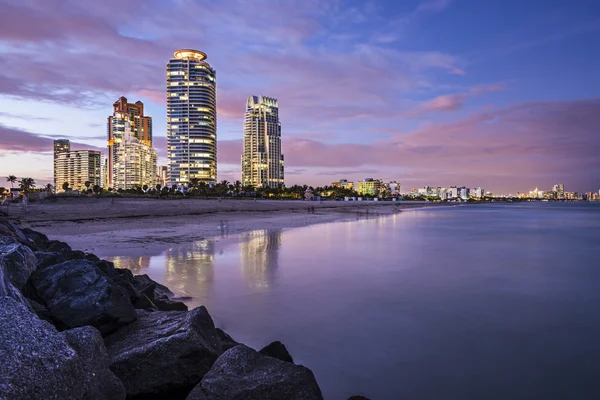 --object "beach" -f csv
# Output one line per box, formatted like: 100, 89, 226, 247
8, 197, 442, 257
